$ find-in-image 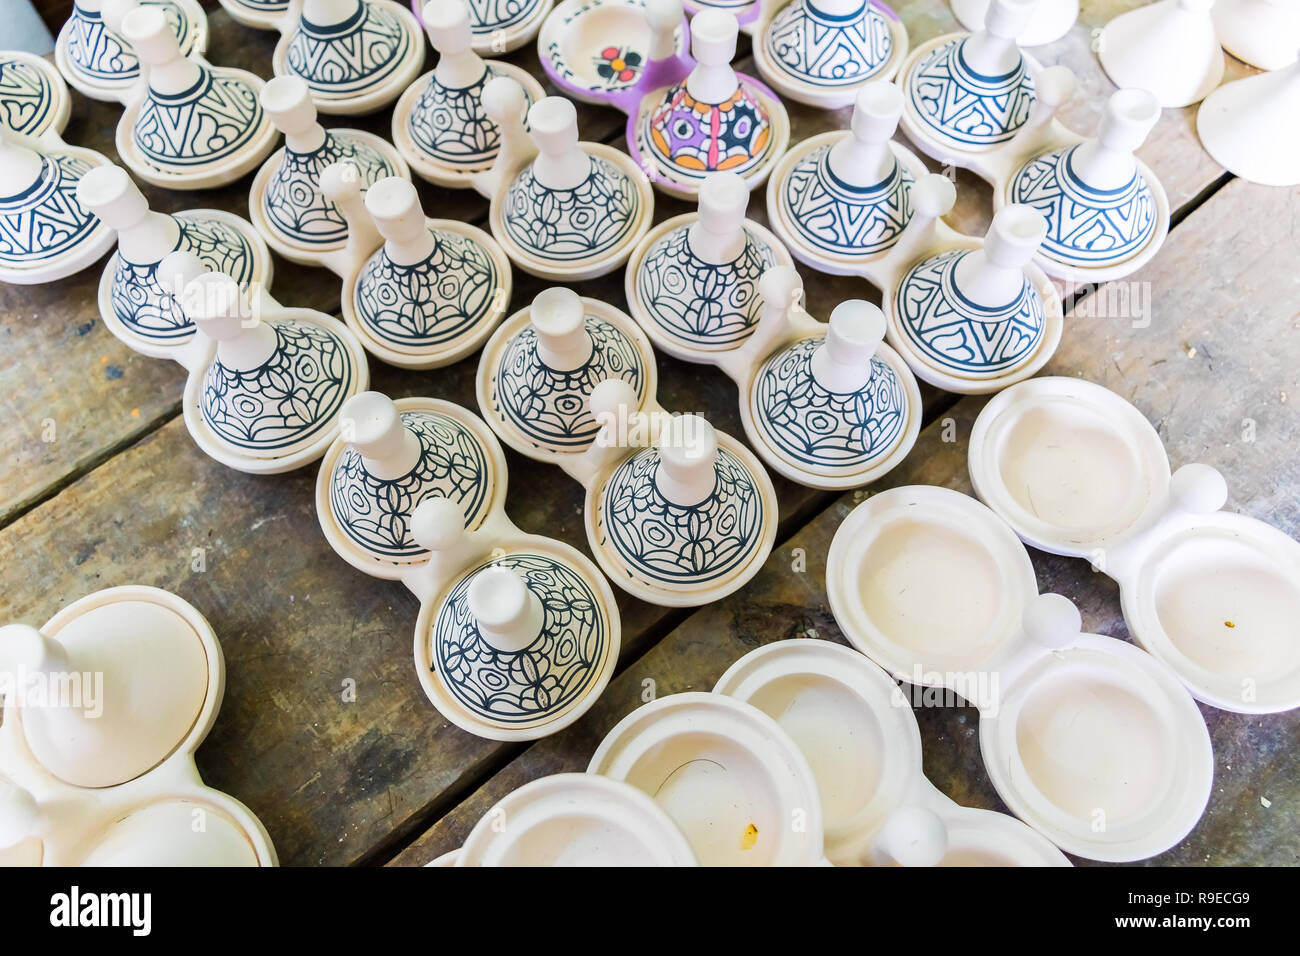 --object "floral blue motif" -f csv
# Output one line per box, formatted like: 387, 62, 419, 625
466, 0, 547, 36
263, 131, 397, 247
286, 1, 412, 97
908, 37, 1035, 149
111, 214, 256, 344
600, 445, 764, 585
503, 155, 640, 263
353, 227, 500, 349
0, 154, 100, 269
753, 336, 906, 471
201, 320, 355, 452
781, 143, 913, 257
1008, 144, 1156, 267
894, 248, 1045, 374
405, 65, 533, 172
634, 223, 778, 349
492, 316, 646, 451
63, 0, 197, 86
433, 552, 610, 726
0, 54, 59, 137
133, 68, 265, 171
763, 0, 895, 88
330, 410, 493, 559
